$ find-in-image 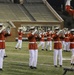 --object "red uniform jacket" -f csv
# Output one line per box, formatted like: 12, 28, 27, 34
46, 32, 52, 41
18, 32, 23, 40
64, 33, 70, 42
65, 5, 74, 16
39, 33, 45, 41
27, 33, 38, 50
69, 34, 74, 49
0, 31, 11, 49
53, 33, 62, 49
